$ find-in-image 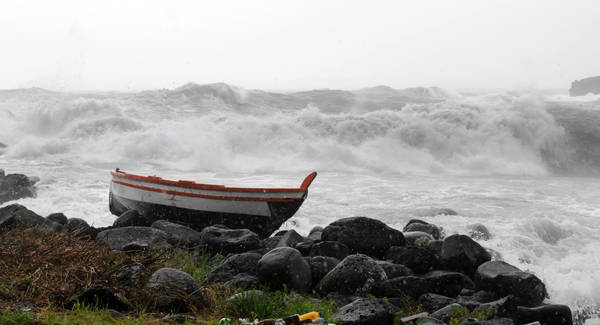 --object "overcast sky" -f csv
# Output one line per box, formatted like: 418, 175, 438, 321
1, 0, 599, 91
